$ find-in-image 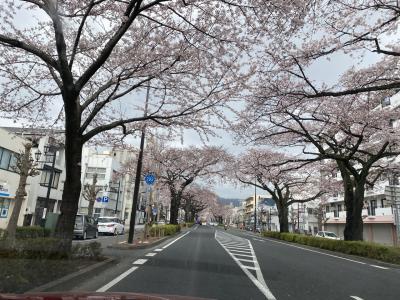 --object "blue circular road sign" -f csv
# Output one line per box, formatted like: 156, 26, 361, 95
144, 173, 156, 185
